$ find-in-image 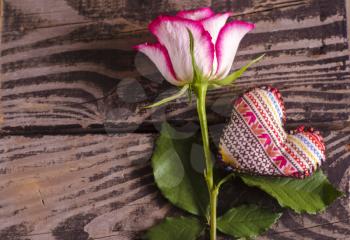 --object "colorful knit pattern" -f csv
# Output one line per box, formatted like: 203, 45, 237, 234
219, 86, 326, 178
